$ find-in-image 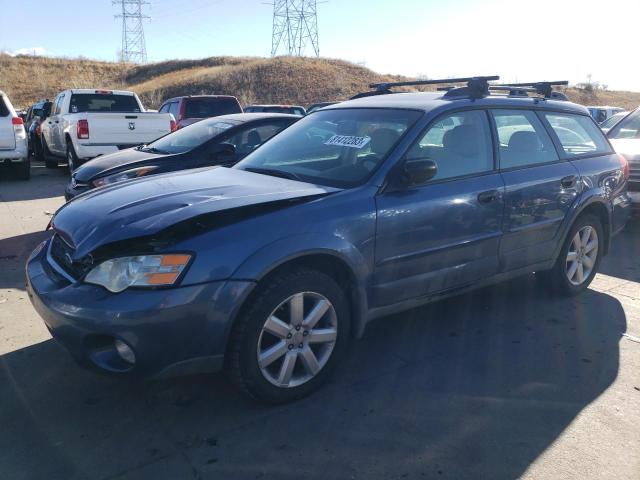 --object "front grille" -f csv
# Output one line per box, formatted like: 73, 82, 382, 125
629, 162, 640, 190
49, 234, 88, 280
